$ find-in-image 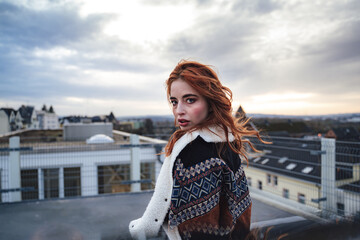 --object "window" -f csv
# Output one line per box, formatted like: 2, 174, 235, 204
302, 167, 313, 174
267, 174, 271, 184
64, 167, 81, 197
273, 176, 278, 186
278, 157, 288, 164
286, 163, 297, 170
283, 188, 289, 199
21, 169, 39, 200
140, 162, 155, 190
337, 203, 345, 216
43, 169, 59, 199
298, 193, 305, 204
258, 181, 262, 190
261, 159, 269, 164
247, 177, 252, 187
98, 164, 131, 194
